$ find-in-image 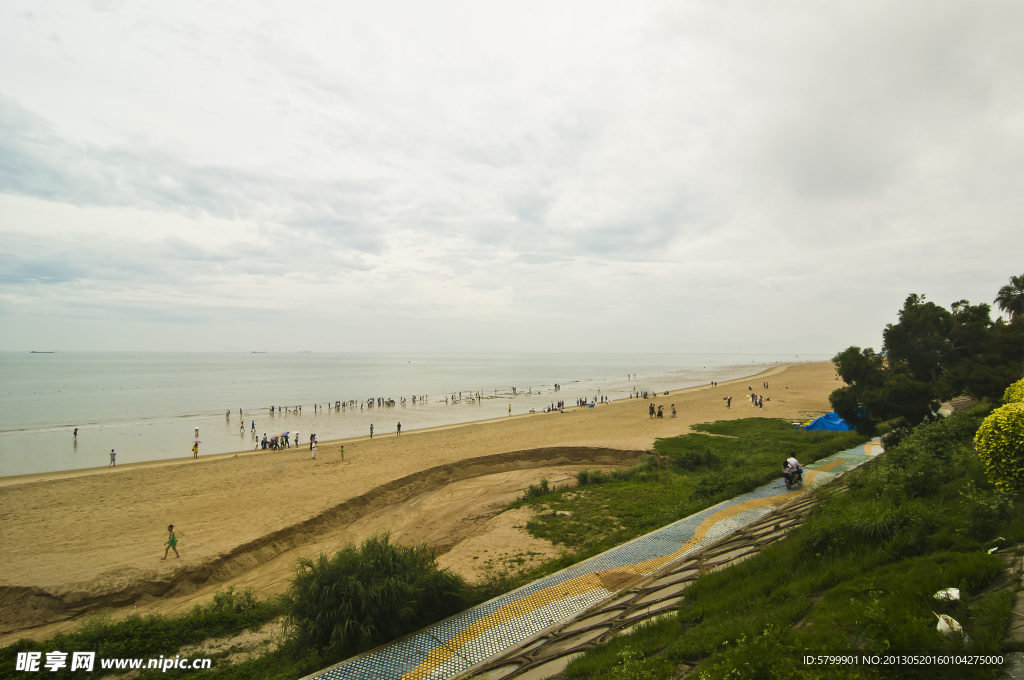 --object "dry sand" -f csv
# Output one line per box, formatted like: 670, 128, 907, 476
0, 361, 839, 644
